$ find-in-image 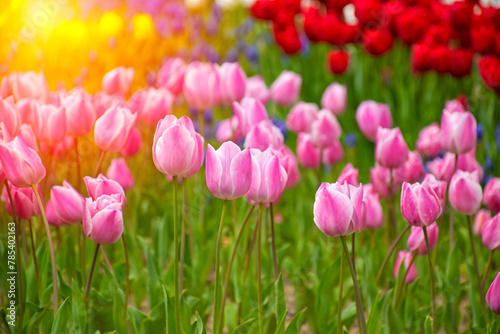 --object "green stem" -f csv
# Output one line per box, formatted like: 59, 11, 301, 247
180, 181, 187, 293
395, 253, 416, 305
423, 226, 436, 334
352, 233, 356, 273
213, 200, 228, 334
269, 203, 278, 281
172, 176, 181, 333
337, 244, 344, 334
79, 226, 86, 286
376, 224, 411, 284
29, 219, 41, 297
84, 243, 100, 302
482, 250, 495, 289
243, 219, 259, 283
122, 234, 130, 322
257, 204, 264, 334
